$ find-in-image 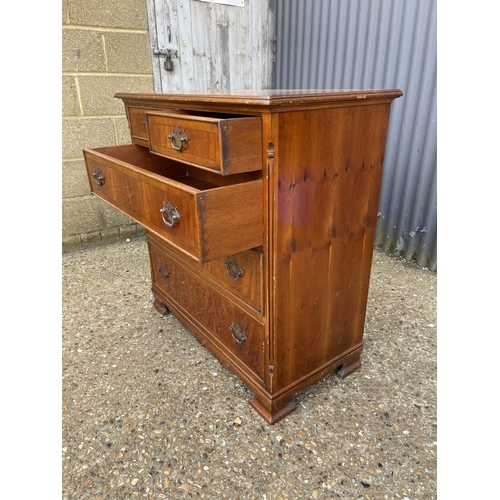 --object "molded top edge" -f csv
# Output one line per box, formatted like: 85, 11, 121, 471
114, 89, 403, 107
